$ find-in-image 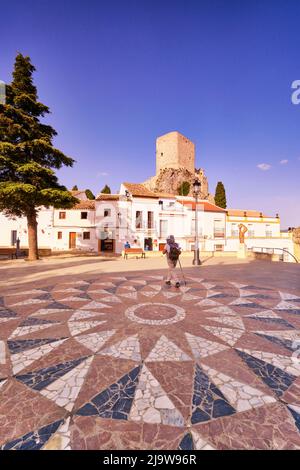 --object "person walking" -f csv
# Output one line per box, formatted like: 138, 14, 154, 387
163, 235, 181, 288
